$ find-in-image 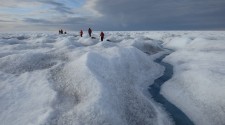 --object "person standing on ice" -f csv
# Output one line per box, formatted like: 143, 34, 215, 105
59, 29, 63, 34
100, 31, 104, 41
88, 28, 92, 37
80, 30, 83, 37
